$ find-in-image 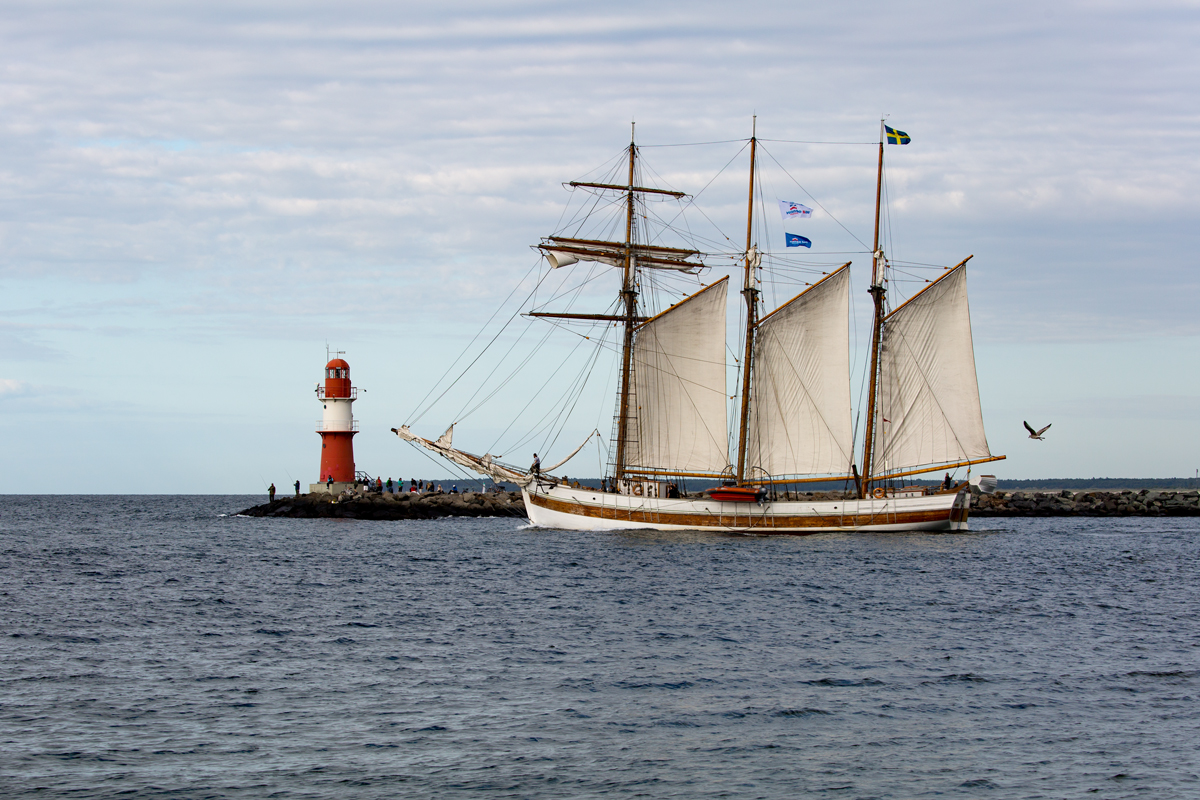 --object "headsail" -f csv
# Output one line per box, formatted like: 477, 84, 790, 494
875, 265, 991, 474
393, 425, 532, 486
745, 265, 853, 478
625, 277, 730, 475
